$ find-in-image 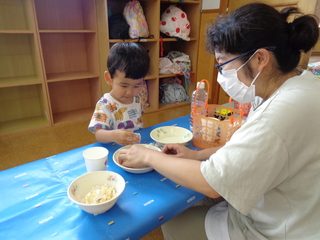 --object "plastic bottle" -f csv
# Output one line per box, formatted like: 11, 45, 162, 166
190, 82, 208, 131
